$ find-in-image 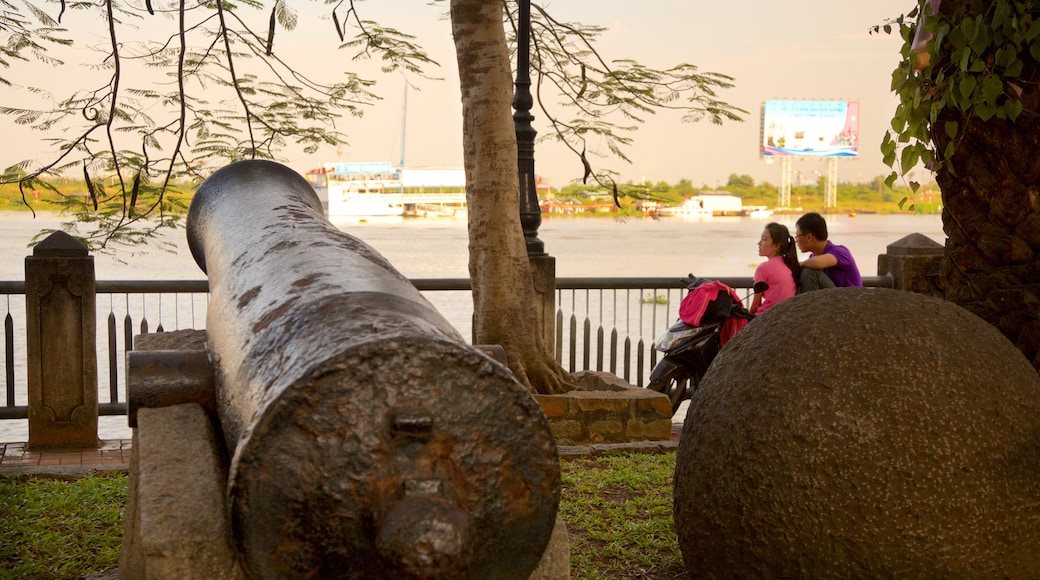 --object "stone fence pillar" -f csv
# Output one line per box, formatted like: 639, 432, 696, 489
530, 254, 556, 354
25, 231, 98, 448
877, 232, 945, 298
